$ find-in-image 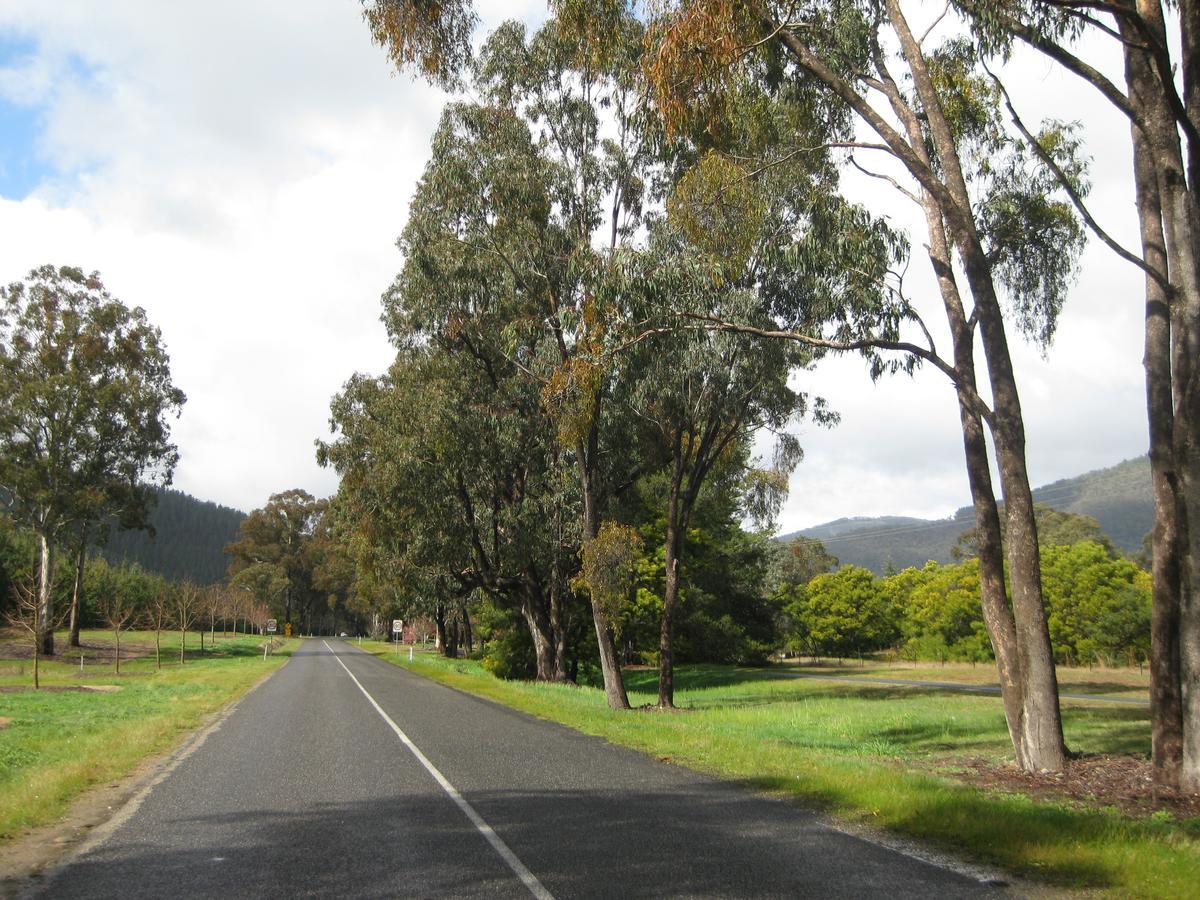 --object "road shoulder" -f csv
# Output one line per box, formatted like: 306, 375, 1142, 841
0, 663, 285, 900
